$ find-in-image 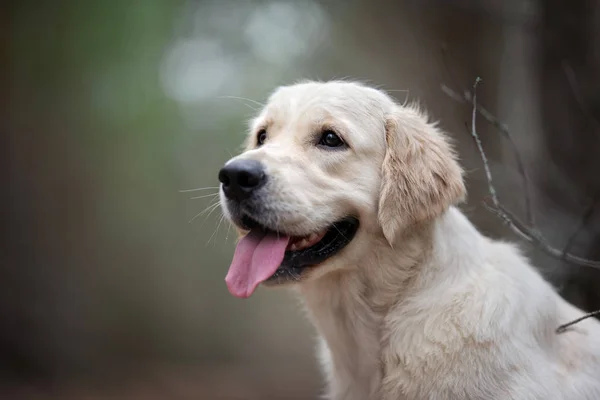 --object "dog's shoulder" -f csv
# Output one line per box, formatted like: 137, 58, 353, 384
378, 209, 574, 398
